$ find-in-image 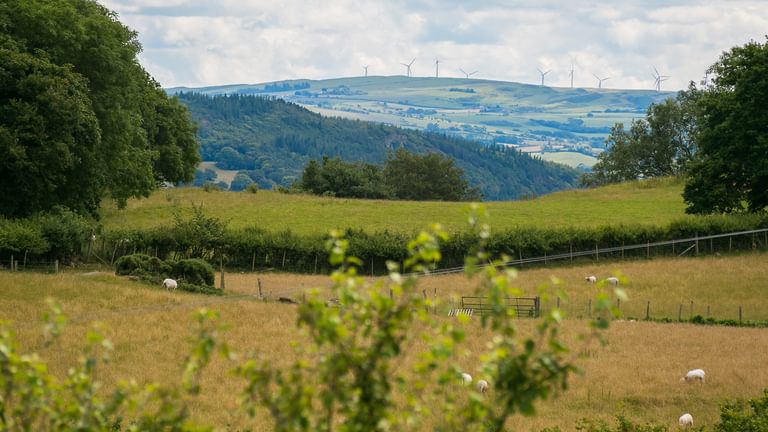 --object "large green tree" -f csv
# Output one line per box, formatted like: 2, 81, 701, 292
683, 37, 768, 214
581, 86, 699, 187
0, 0, 199, 217
383, 148, 481, 201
